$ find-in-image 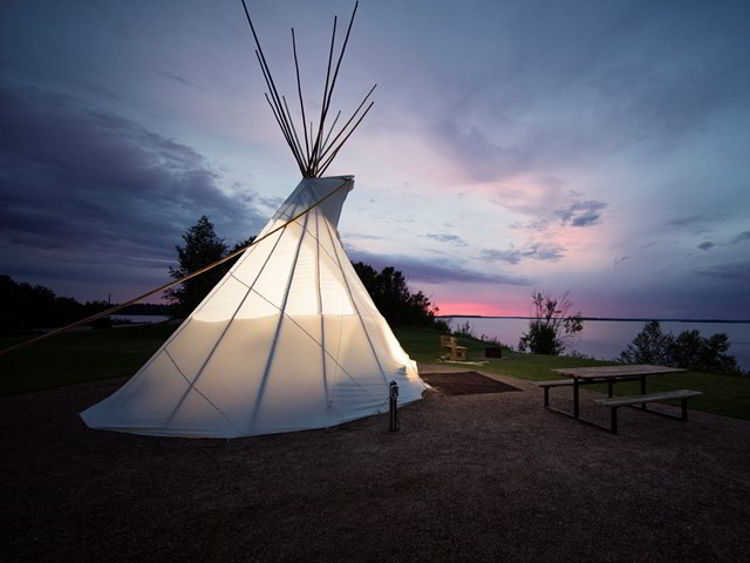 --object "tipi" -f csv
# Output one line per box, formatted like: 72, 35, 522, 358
80, 2, 427, 438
